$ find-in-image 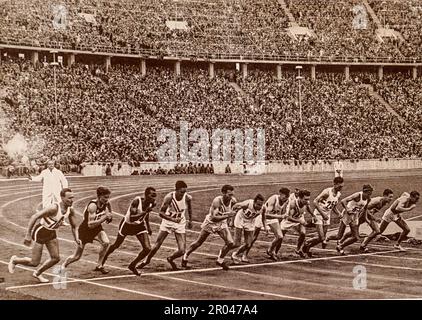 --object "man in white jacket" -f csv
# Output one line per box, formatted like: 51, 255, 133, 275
29, 160, 69, 209
334, 157, 344, 178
